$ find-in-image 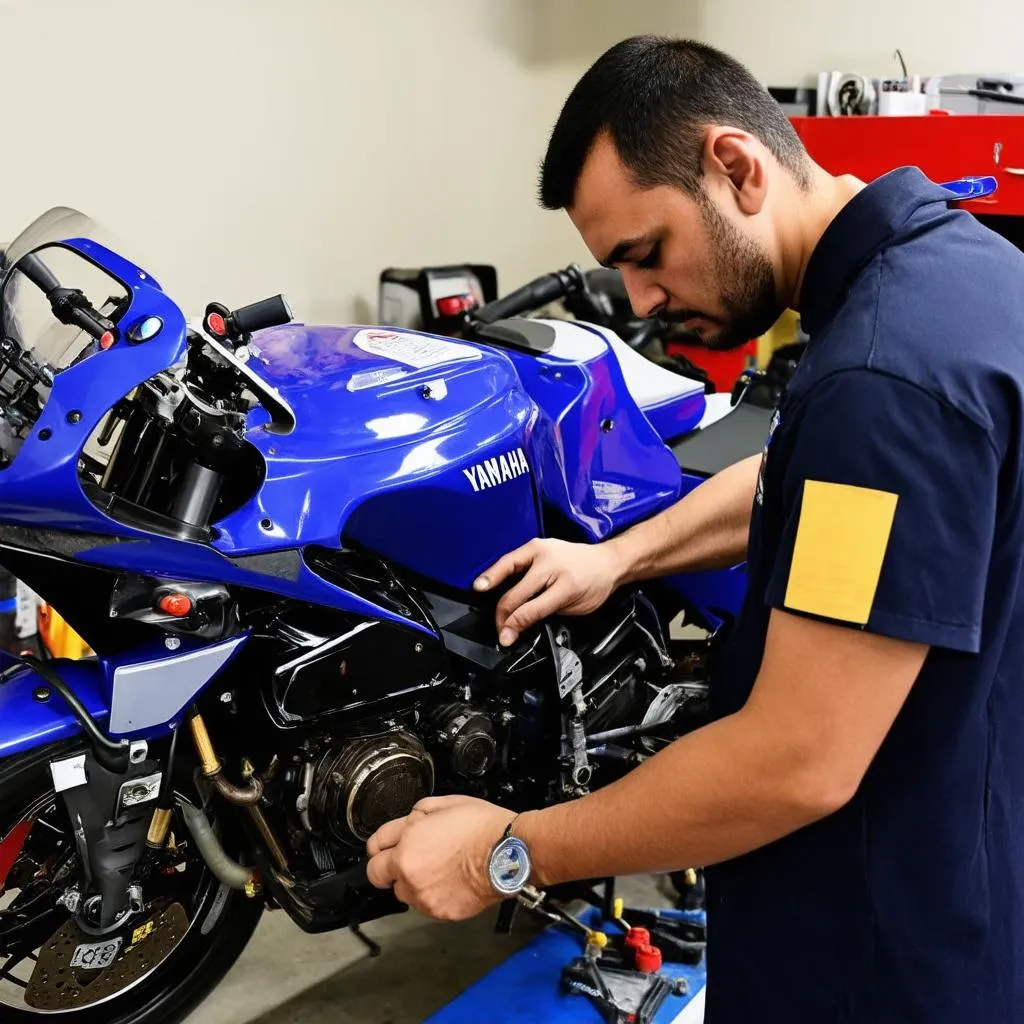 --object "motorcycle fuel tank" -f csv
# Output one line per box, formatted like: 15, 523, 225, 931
212, 326, 541, 589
